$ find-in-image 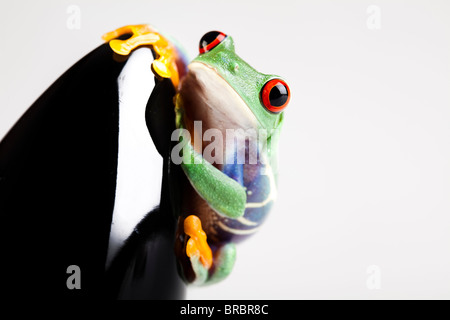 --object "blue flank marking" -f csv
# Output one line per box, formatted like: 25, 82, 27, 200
222, 162, 244, 186
222, 151, 244, 185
